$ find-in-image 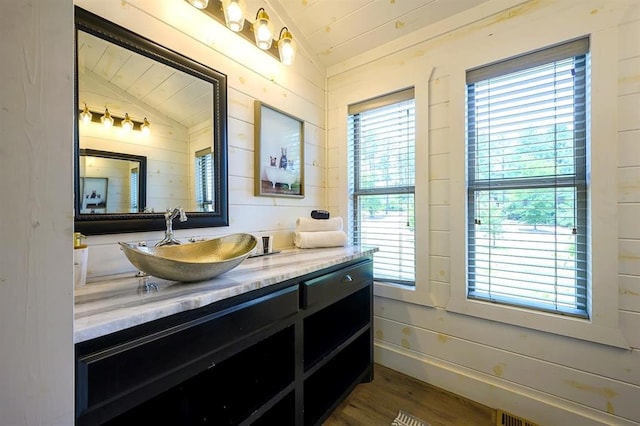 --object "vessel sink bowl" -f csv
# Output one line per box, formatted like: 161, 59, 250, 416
119, 233, 257, 283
